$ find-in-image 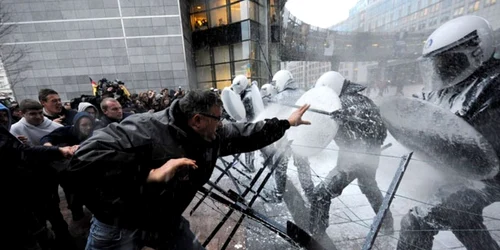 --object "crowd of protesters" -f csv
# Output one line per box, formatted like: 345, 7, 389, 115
0, 80, 190, 250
